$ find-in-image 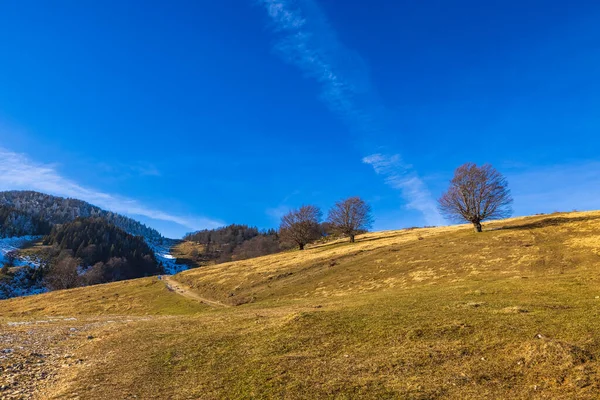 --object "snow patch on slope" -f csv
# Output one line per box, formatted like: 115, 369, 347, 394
148, 240, 188, 275
0, 236, 40, 267
0, 235, 47, 299
0, 267, 47, 298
